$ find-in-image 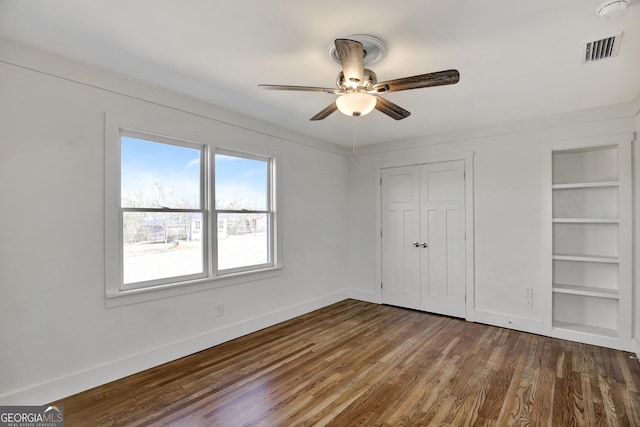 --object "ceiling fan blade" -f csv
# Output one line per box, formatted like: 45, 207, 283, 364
335, 39, 364, 87
258, 84, 341, 94
373, 69, 460, 93
375, 96, 411, 120
310, 102, 338, 121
